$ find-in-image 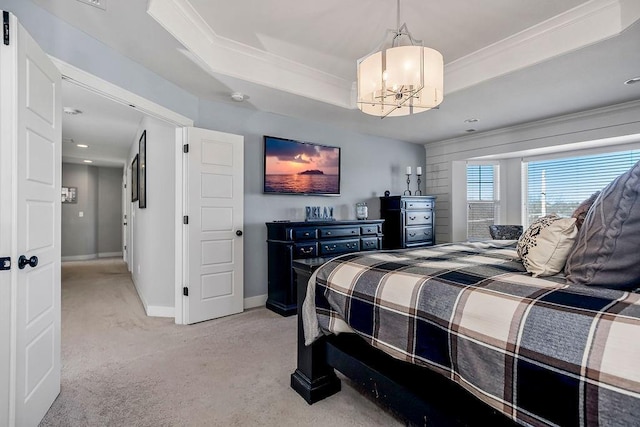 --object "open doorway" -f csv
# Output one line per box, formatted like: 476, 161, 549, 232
55, 57, 194, 322
61, 79, 139, 264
